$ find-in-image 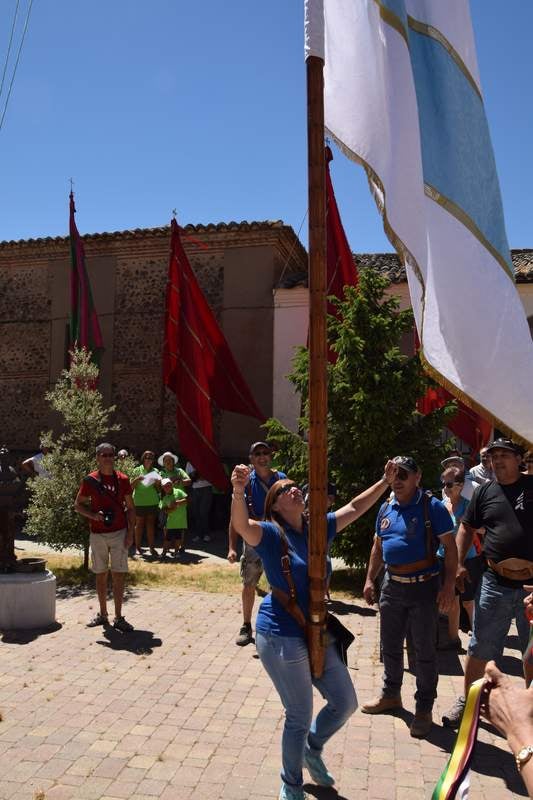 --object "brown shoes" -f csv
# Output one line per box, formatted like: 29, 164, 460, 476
410, 711, 432, 738
360, 695, 403, 714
